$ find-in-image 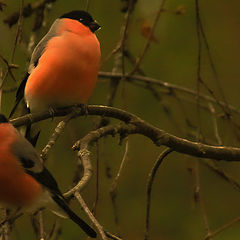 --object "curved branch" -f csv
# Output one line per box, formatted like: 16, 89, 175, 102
145, 148, 173, 240
9, 105, 240, 161
64, 148, 93, 197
